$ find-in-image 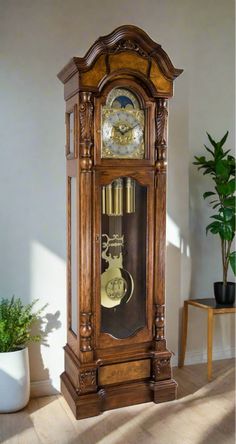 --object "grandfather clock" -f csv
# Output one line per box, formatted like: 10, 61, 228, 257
57, 25, 183, 419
